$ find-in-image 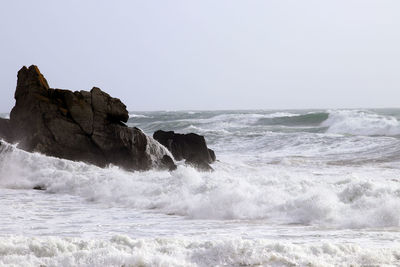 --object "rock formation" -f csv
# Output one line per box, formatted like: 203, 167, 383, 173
153, 130, 216, 171
0, 65, 174, 171
0, 118, 12, 142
